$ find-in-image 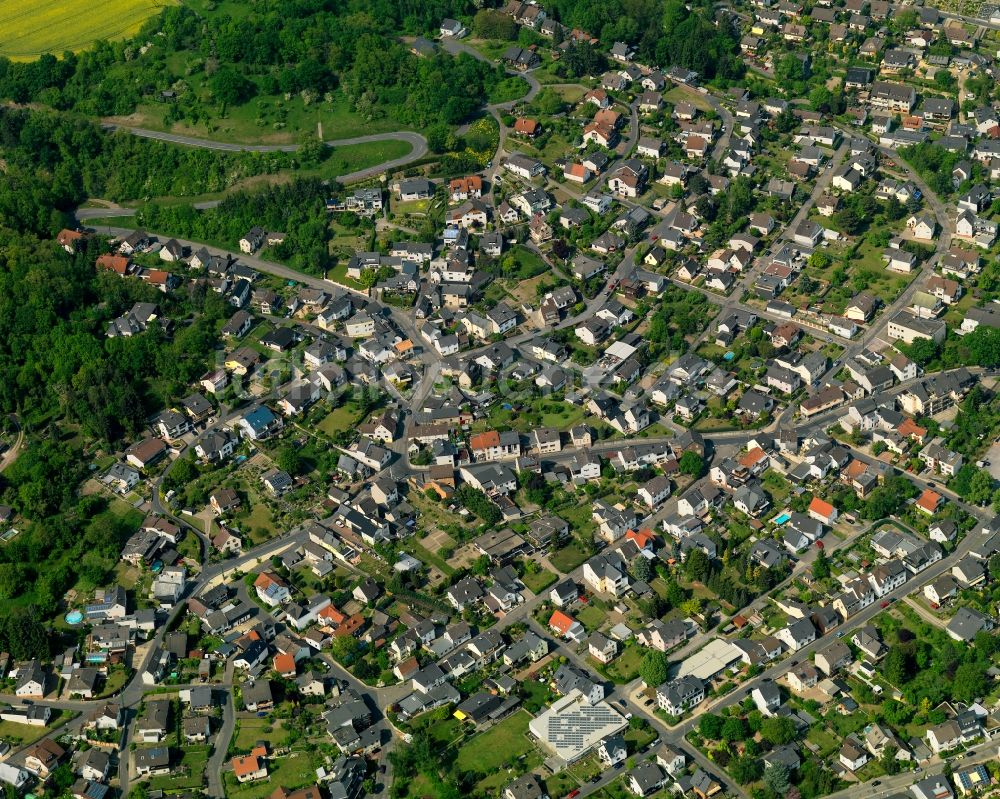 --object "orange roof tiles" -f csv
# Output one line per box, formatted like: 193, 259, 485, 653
254, 571, 286, 591
916, 489, 942, 512
808, 496, 836, 519
513, 118, 540, 135
844, 460, 868, 480
231, 754, 265, 779
273, 653, 296, 675
97, 254, 130, 274
449, 175, 483, 193
626, 528, 656, 549
57, 229, 84, 246
319, 604, 345, 625
739, 447, 768, 468
549, 610, 576, 634
143, 269, 171, 284
469, 430, 501, 451
334, 613, 365, 637
897, 418, 927, 440
594, 108, 621, 128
